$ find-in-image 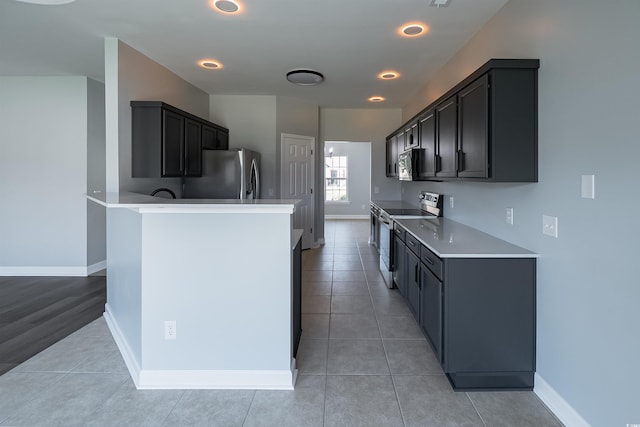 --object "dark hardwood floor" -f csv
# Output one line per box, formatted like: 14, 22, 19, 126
0, 275, 106, 375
